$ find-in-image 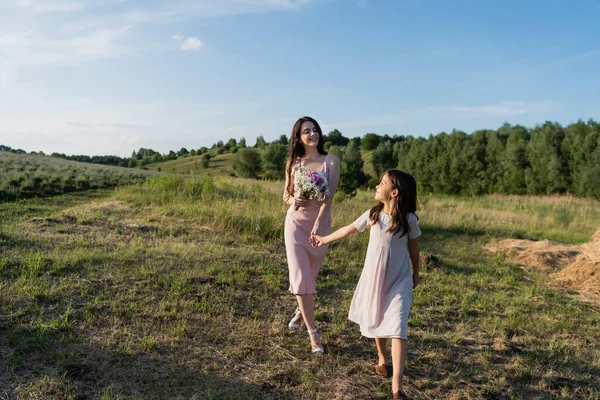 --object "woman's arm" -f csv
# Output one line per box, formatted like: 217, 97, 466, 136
408, 237, 420, 288
311, 155, 340, 235
311, 223, 358, 247
283, 162, 306, 208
